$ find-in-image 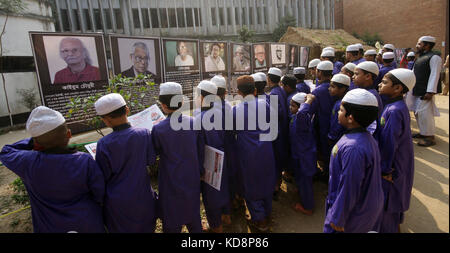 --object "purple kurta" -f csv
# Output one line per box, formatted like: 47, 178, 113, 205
407, 61, 414, 70
289, 103, 317, 209
268, 86, 289, 174
0, 139, 105, 233
296, 82, 311, 94
334, 61, 344, 74
310, 81, 336, 159
286, 92, 297, 118
328, 99, 346, 143
95, 124, 157, 233
378, 97, 414, 232
194, 103, 231, 228
324, 128, 384, 233
231, 97, 276, 201
151, 115, 204, 231
352, 58, 366, 65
